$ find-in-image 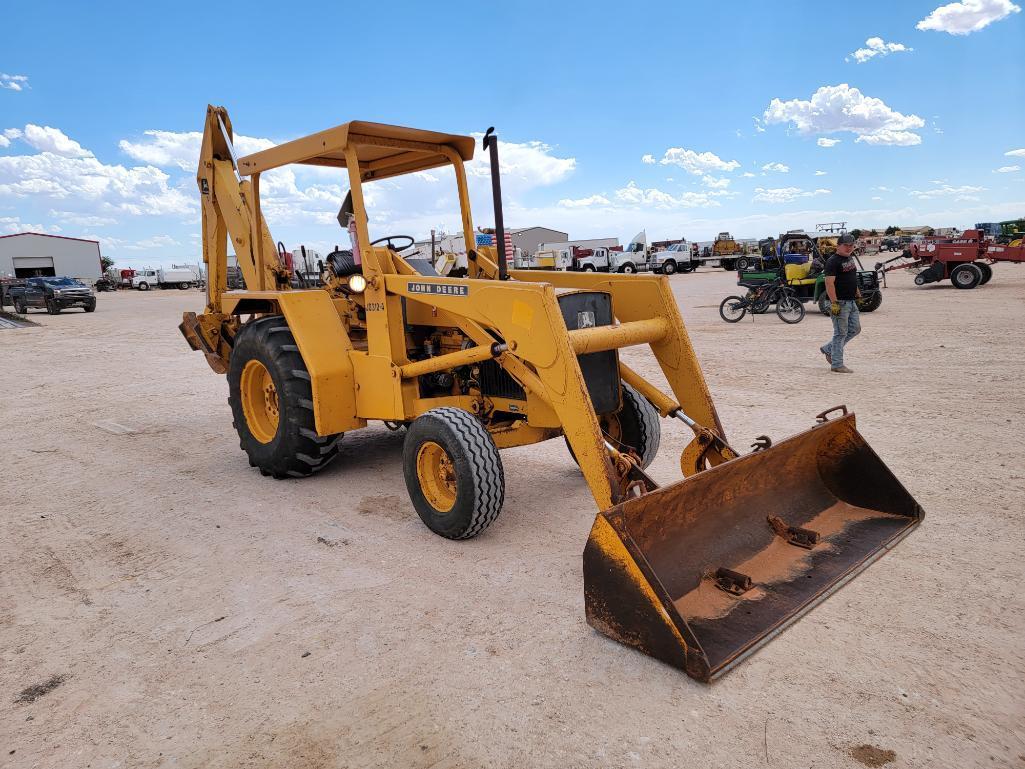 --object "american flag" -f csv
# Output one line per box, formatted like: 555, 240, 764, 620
475, 232, 514, 265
